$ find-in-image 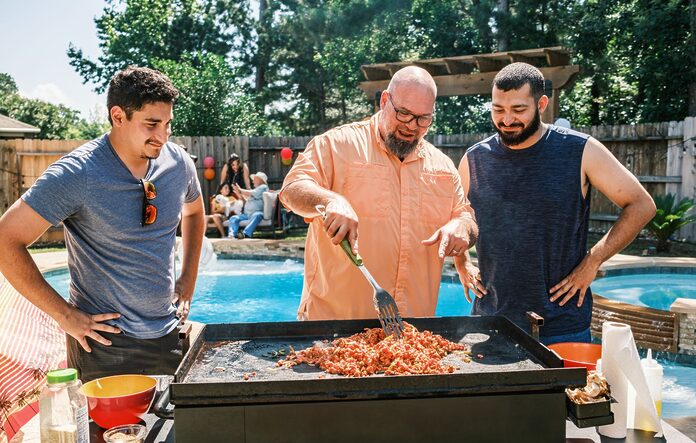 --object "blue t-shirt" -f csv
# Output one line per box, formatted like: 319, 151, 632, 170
22, 135, 201, 339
